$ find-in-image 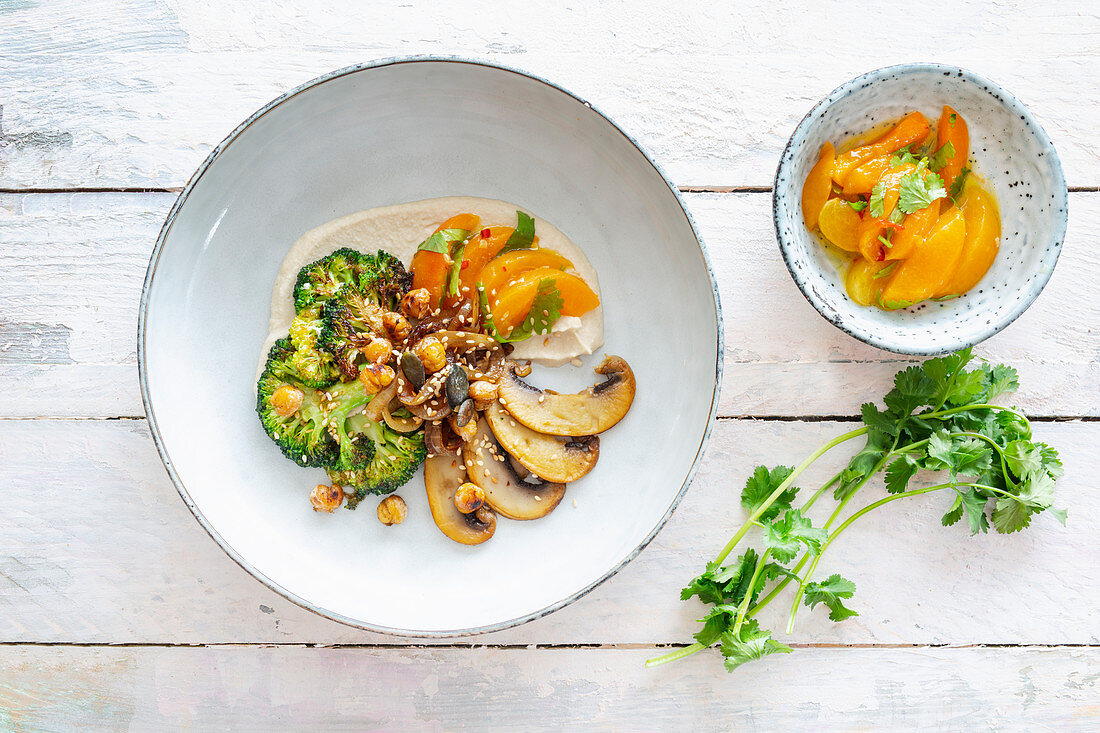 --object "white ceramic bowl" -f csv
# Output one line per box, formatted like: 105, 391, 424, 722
774, 63, 1068, 355
139, 58, 722, 635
